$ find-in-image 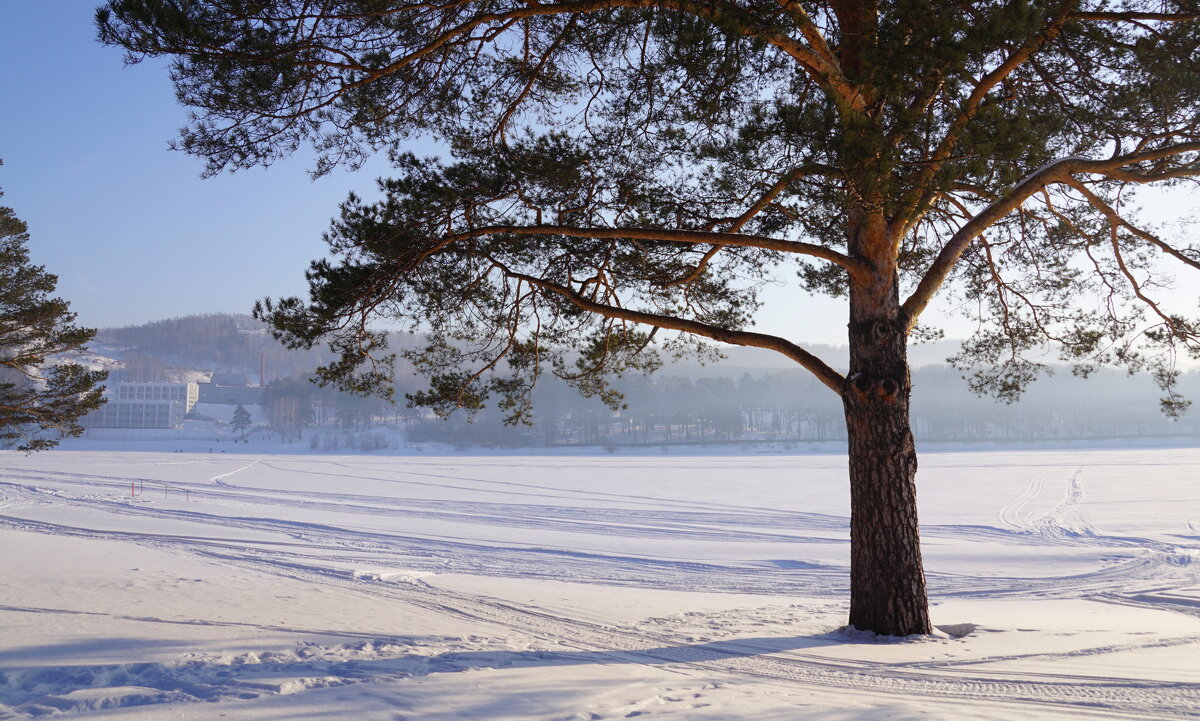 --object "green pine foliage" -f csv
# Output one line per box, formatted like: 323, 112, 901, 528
231, 403, 253, 437
0, 197, 107, 451
96, 1, 1200, 636
97, 1, 1200, 414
